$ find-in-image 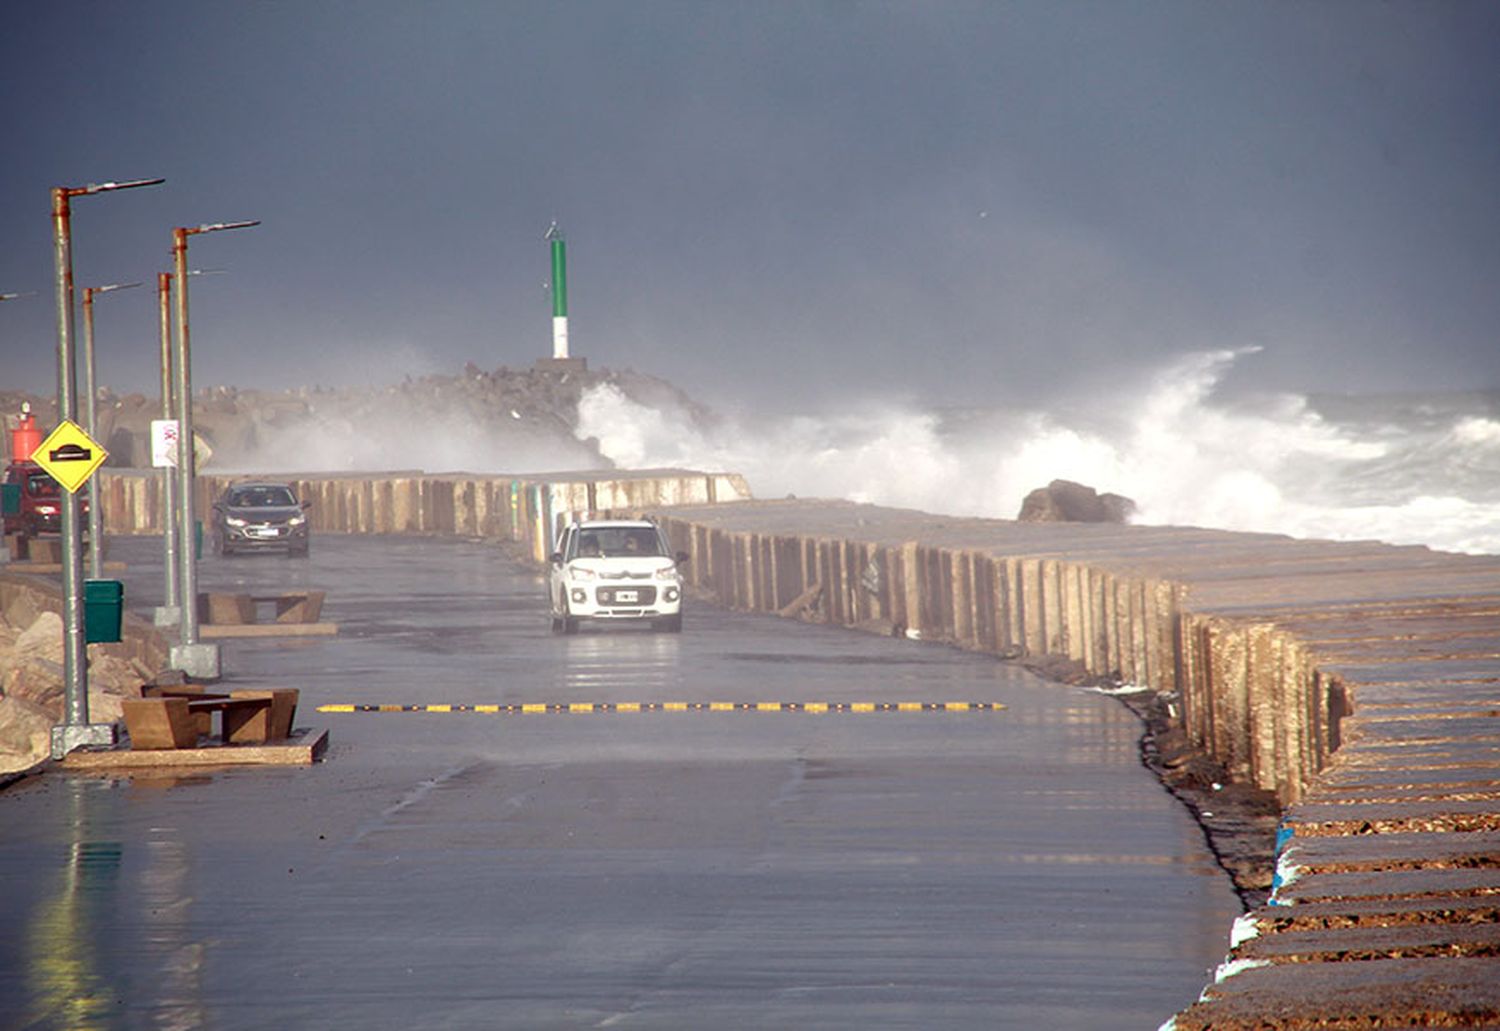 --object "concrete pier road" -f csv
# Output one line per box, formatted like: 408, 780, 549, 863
0, 535, 1240, 1030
